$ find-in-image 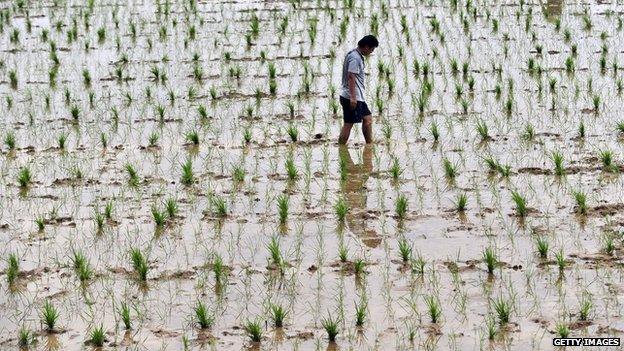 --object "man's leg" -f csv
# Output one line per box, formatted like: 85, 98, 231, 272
339, 123, 353, 144
362, 115, 373, 144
